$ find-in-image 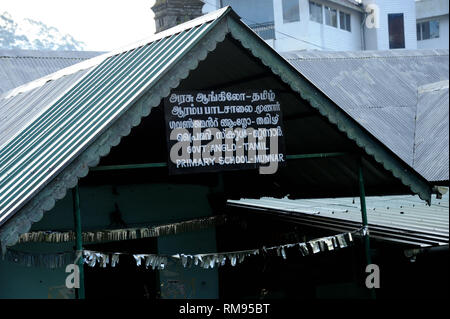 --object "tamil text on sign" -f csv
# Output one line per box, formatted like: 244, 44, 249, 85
164, 90, 286, 175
